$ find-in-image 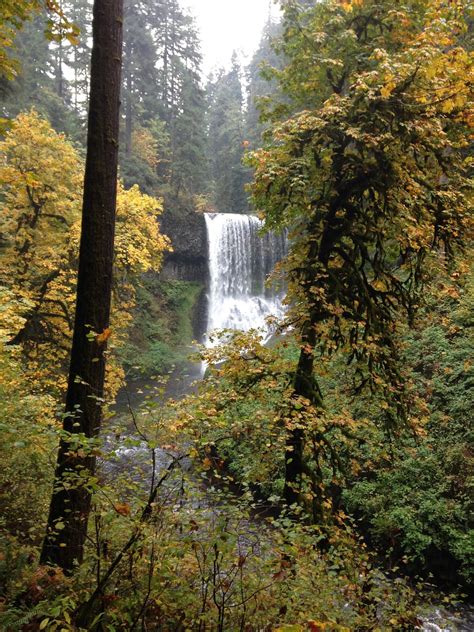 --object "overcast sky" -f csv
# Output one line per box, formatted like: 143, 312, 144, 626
182, 0, 281, 77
